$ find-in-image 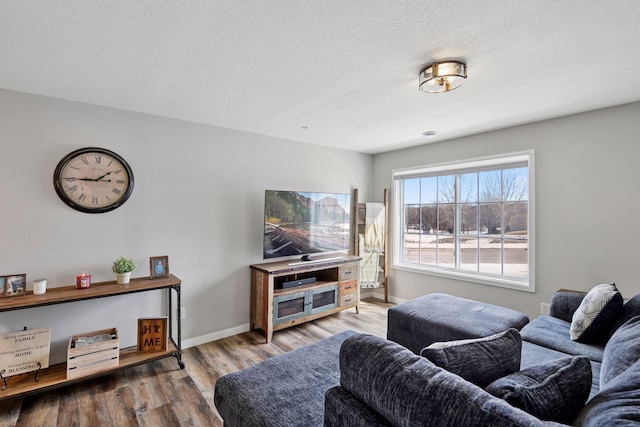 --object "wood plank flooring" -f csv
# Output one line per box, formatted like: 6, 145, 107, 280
0, 298, 392, 427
